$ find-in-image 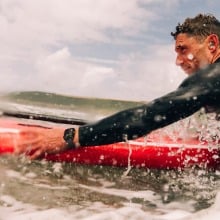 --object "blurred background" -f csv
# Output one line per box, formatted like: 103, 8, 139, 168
1, 0, 219, 101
